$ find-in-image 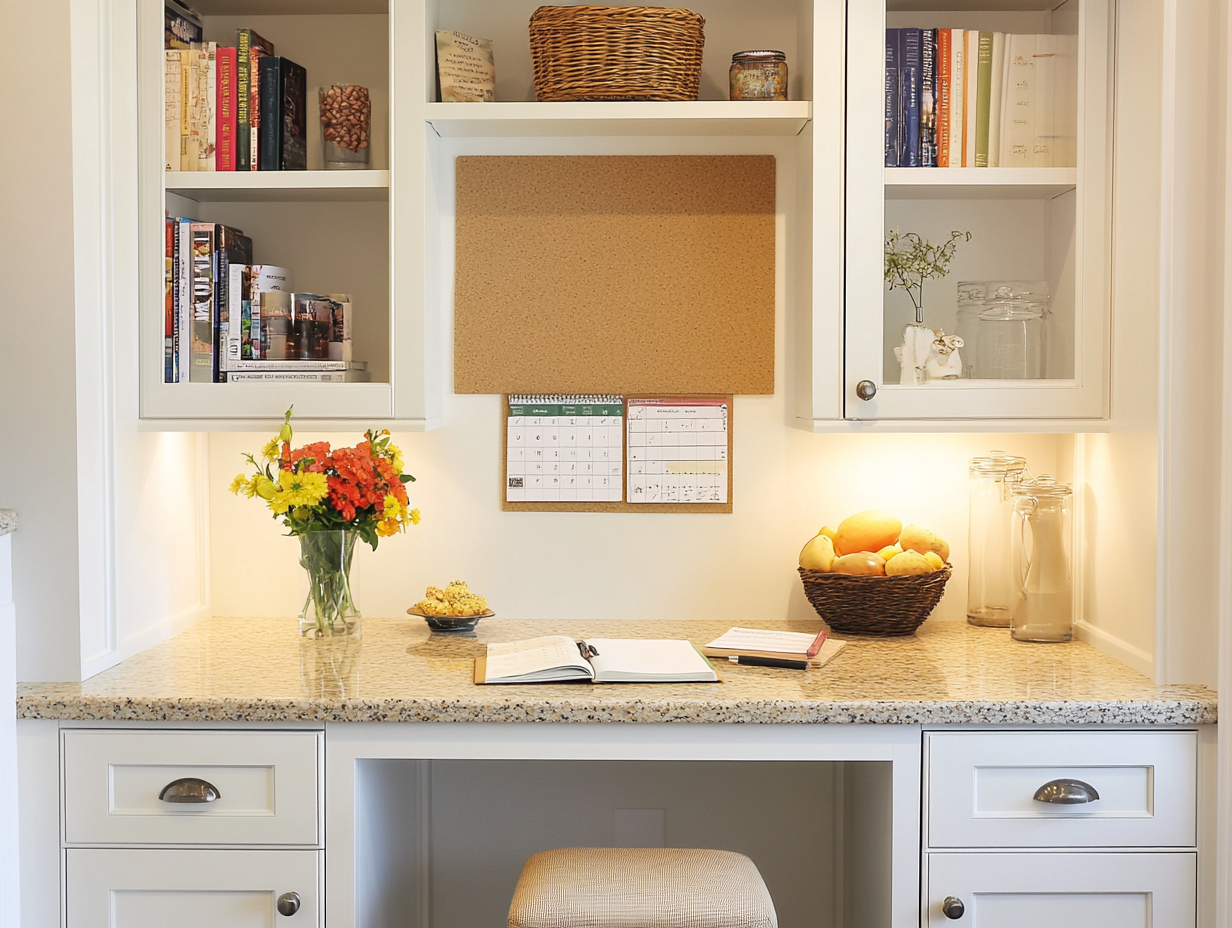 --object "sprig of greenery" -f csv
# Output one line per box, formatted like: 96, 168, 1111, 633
885, 229, 971, 323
